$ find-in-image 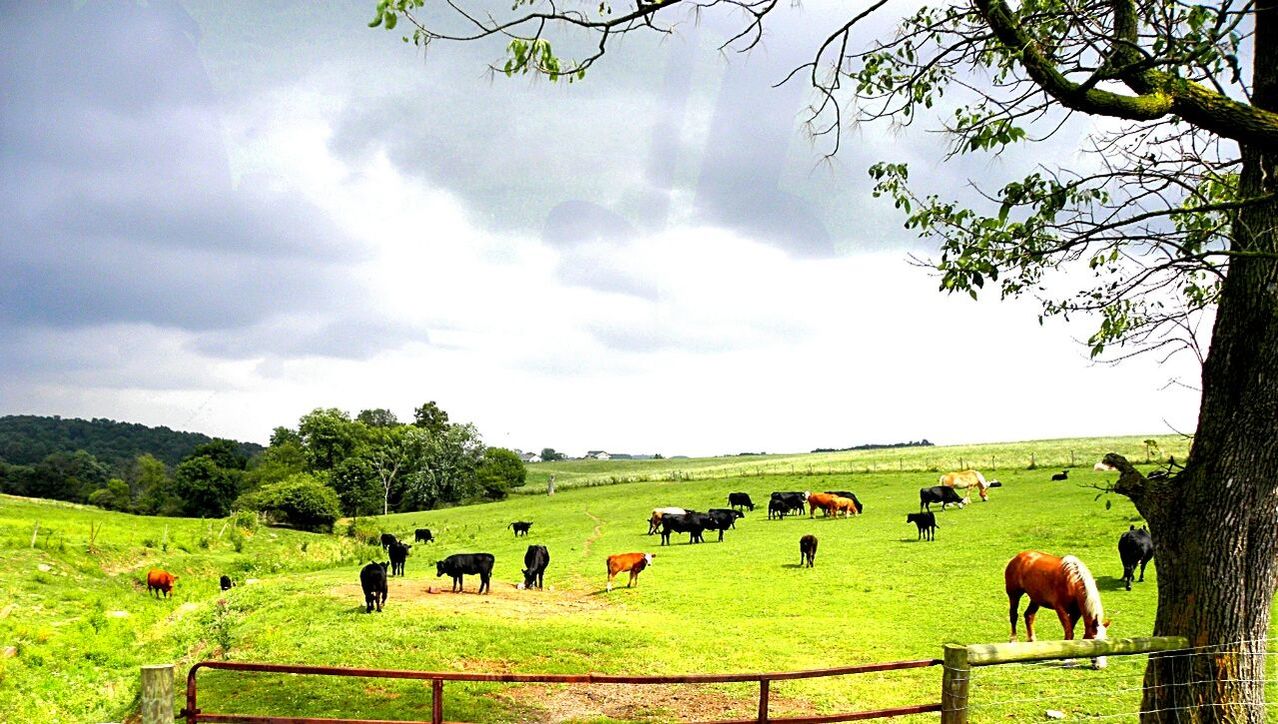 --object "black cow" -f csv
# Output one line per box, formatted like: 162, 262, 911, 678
906, 512, 938, 541
1051, 470, 1070, 481
436, 553, 495, 594
388, 541, 412, 576
661, 513, 708, 545
521, 545, 550, 590
1118, 525, 1155, 590
799, 534, 818, 567
919, 485, 967, 511
508, 521, 533, 537
219, 575, 235, 591
704, 509, 744, 541
415, 528, 435, 543
728, 492, 755, 511
824, 491, 865, 514
360, 562, 389, 613
769, 492, 806, 519
380, 533, 398, 550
